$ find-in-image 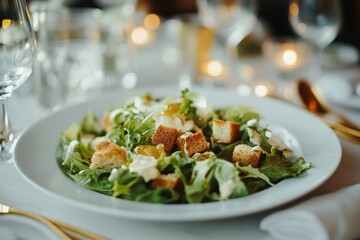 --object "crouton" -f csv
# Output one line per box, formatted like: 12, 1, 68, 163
176, 132, 210, 157
232, 144, 263, 168
212, 119, 240, 144
90, 141, 127, 170
151, 173, 182, 190
151, 125, 181, 152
